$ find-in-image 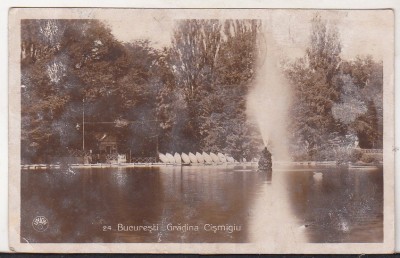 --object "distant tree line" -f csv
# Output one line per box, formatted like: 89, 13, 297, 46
21, 16, 383, 164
